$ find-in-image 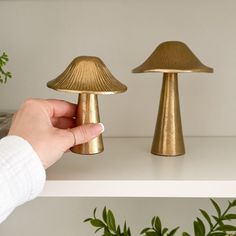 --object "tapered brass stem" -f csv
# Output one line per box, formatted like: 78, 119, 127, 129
71, 93, 104, 155
151, 73, 185, 156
